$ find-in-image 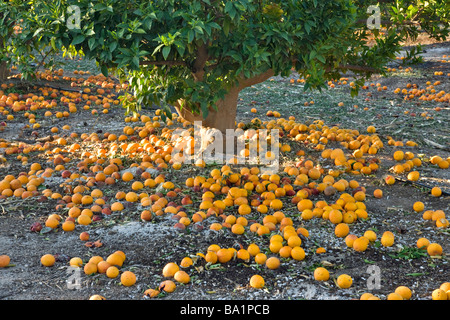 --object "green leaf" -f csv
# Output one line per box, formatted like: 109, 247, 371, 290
101, 65, 109, 77
72, 34, 85, 46
162, 46, 171, 60
187, 30, 195, 43
88, 38, 96, 50
109, 42, 117, 53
